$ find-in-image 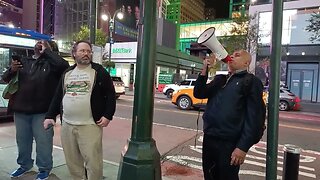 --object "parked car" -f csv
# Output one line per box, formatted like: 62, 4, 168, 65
172, 87, 300, 111
264, 88, 301, 111
171, 88, 207, 110
111, 76, 125, 99
163, 79, 196, 98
